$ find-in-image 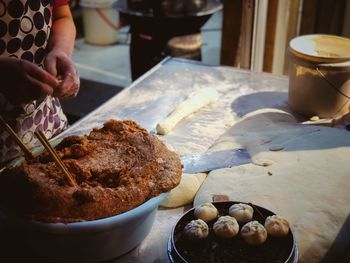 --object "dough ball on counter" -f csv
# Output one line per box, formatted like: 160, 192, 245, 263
213, 216, 239, 238
241, 221, 267, 246
184, 219, 209, 241
161, 173, 207, 208
229, 203, 254, 223
264, 215, 290, 237
194, 203, 218, 222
